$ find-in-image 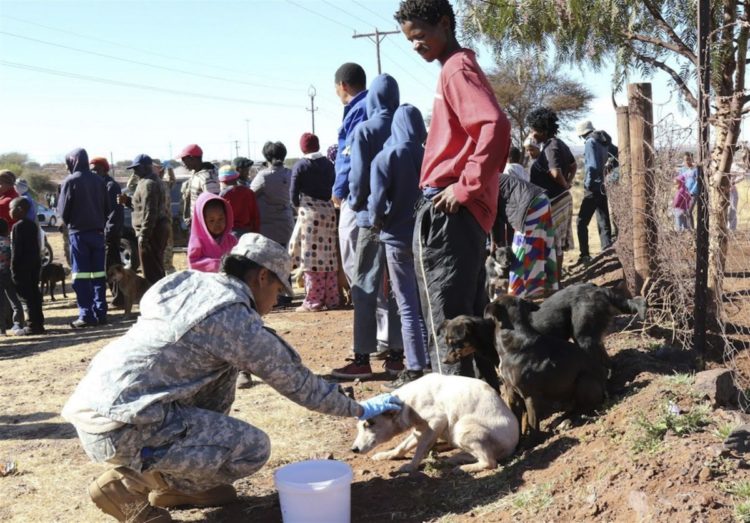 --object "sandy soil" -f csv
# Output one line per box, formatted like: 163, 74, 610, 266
1, 230, 749, 523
